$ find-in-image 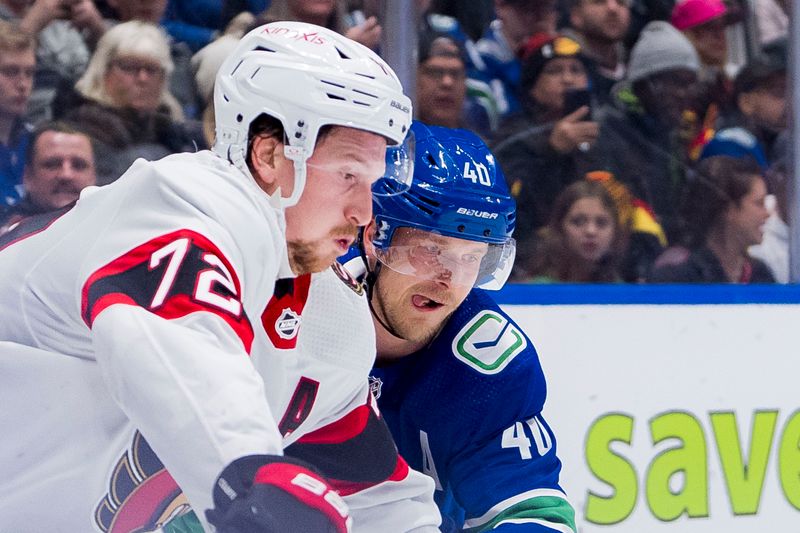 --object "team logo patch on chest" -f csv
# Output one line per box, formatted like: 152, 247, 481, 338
451, 311, 527, 374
